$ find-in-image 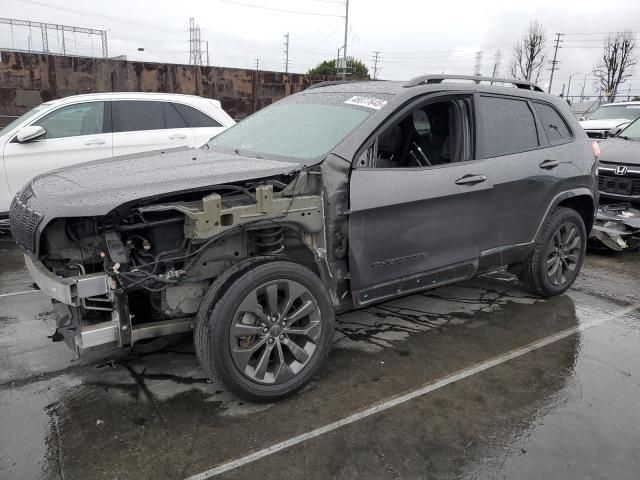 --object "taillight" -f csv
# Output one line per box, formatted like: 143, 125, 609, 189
592, 141, 601, 158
